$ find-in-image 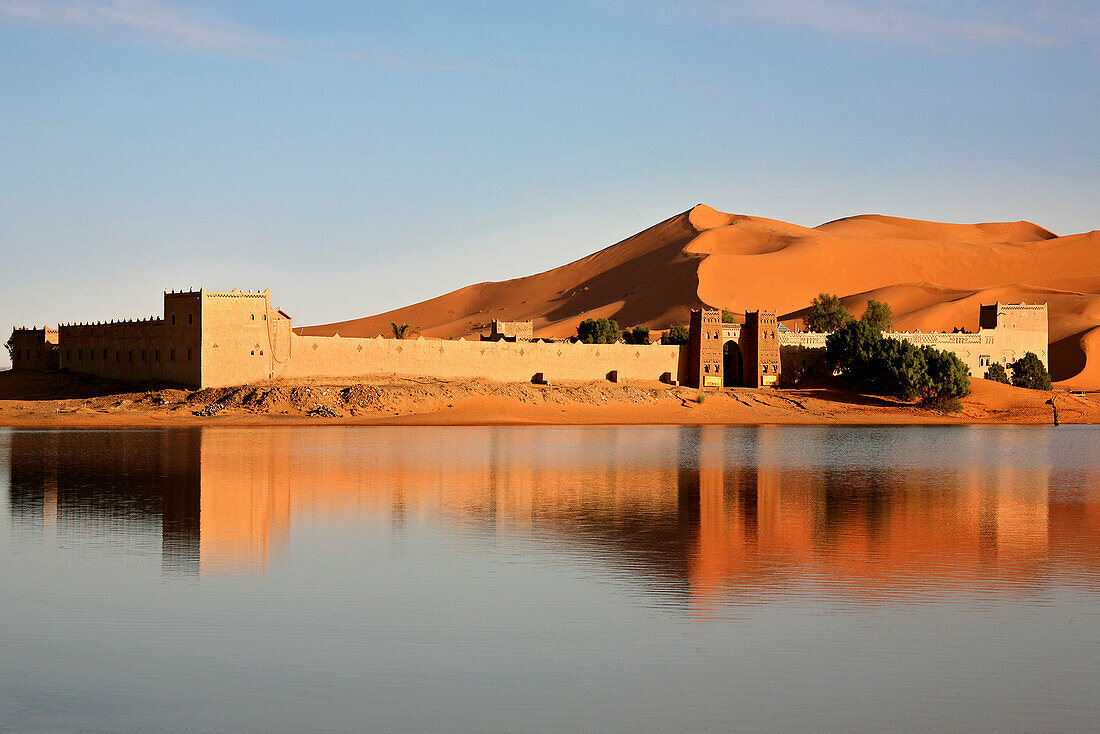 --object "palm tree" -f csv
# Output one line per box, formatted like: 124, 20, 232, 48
390, 322, 411, 340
